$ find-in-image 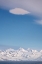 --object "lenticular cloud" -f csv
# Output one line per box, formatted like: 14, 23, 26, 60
9, 8, 30, 15
0, 48, 42, 61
